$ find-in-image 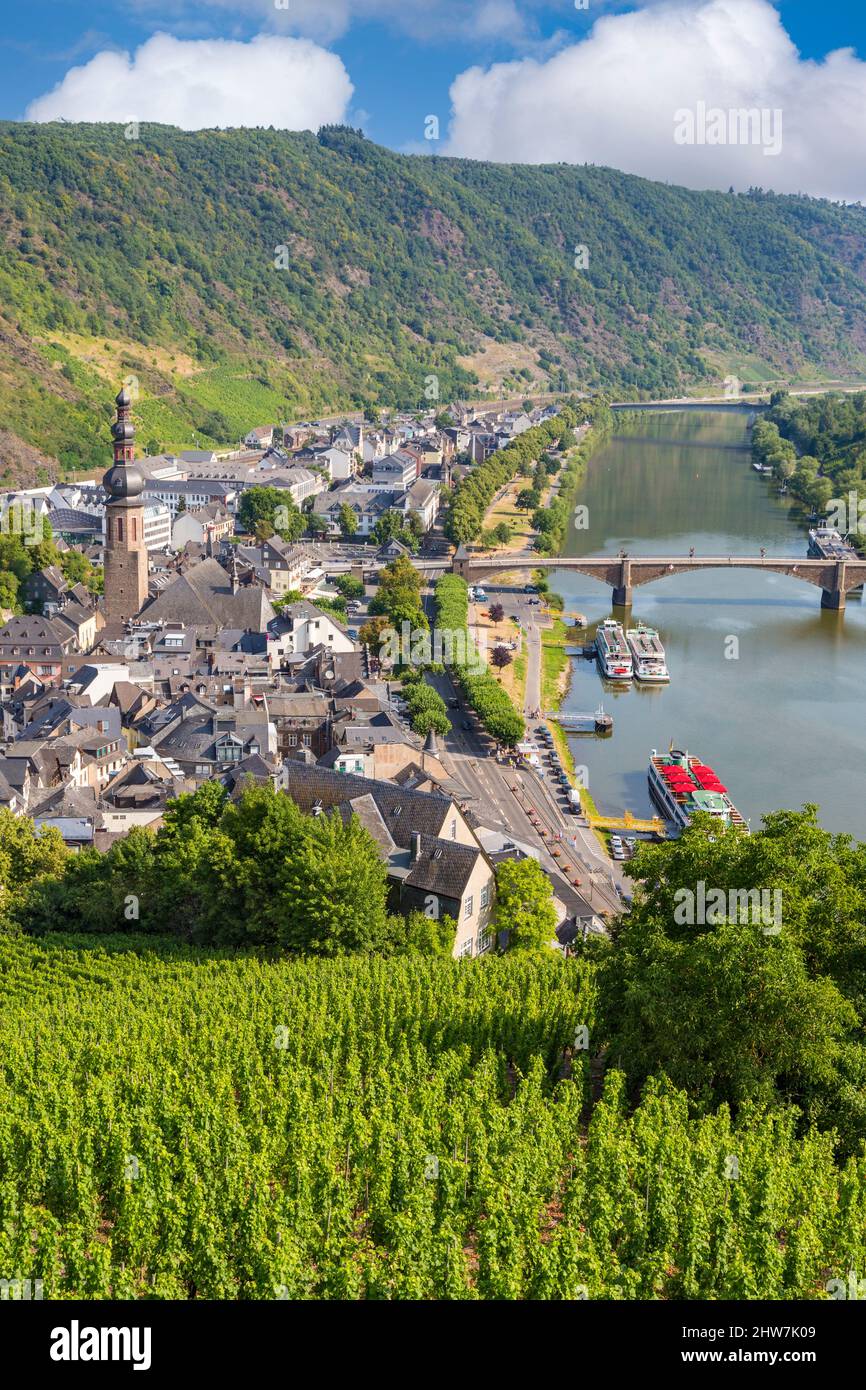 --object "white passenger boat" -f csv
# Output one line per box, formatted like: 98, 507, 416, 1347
595, 619, 633, 681
626, 623, 670, 684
